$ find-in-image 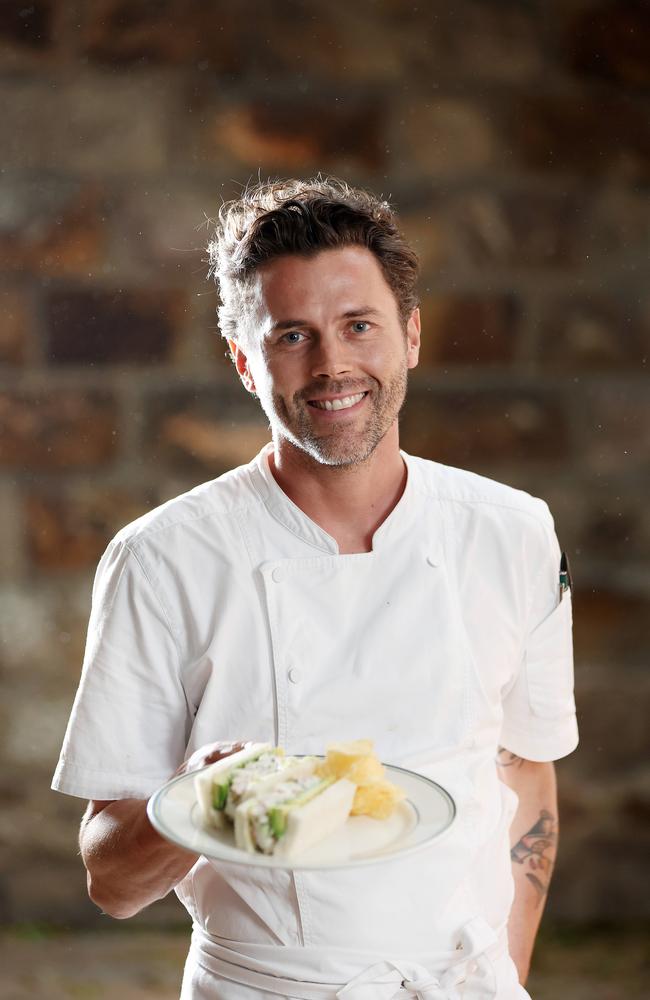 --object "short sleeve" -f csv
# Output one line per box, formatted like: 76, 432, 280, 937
51, 540, 192, 800
499, 510, 579, 762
